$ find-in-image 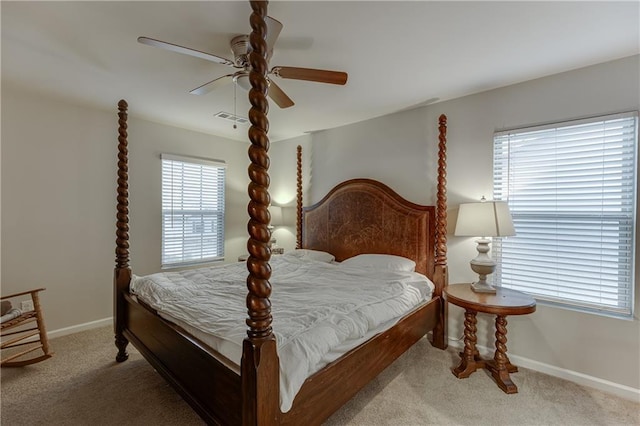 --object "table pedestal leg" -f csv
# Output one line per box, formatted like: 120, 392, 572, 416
452, 310, 483, 378
486, 315, 518, 393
